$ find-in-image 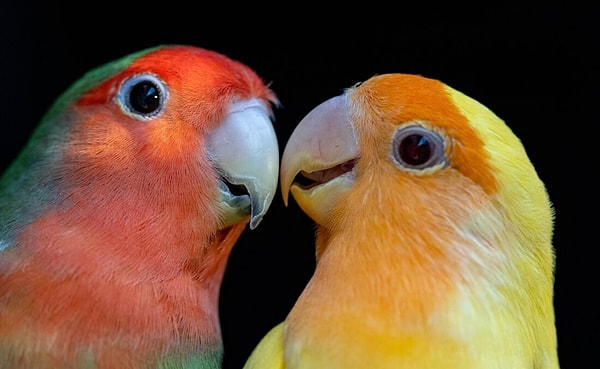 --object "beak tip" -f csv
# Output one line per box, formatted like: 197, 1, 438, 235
248, 188, 276, 230
282, 189, 289, 207
249, 218, 261, 230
